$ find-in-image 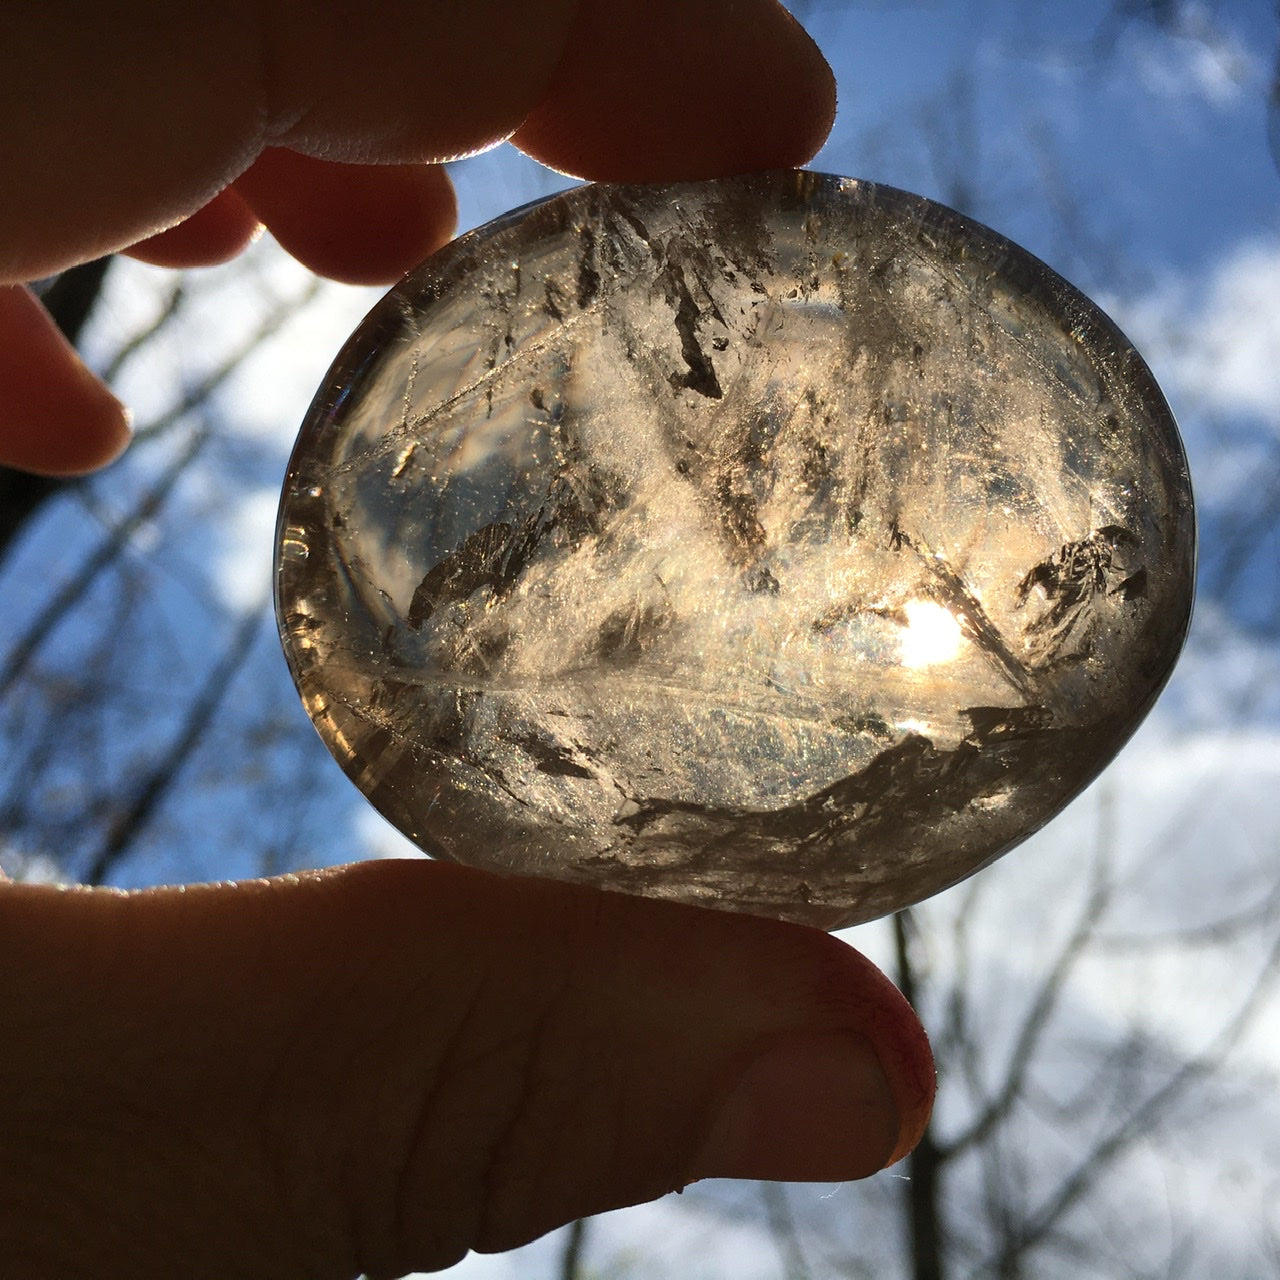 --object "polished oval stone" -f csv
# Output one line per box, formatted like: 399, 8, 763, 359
276, 171, 1194, 929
